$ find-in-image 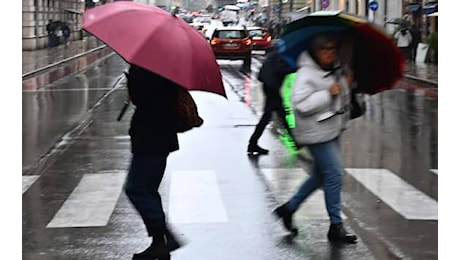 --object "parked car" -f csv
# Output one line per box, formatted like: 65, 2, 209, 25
247, 26, 272, 51
210, 27, 252, 64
